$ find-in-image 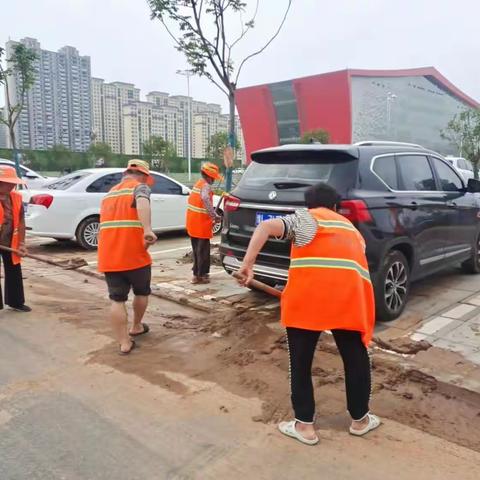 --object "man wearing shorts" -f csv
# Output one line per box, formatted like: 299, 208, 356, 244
97, 160, 157, 355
